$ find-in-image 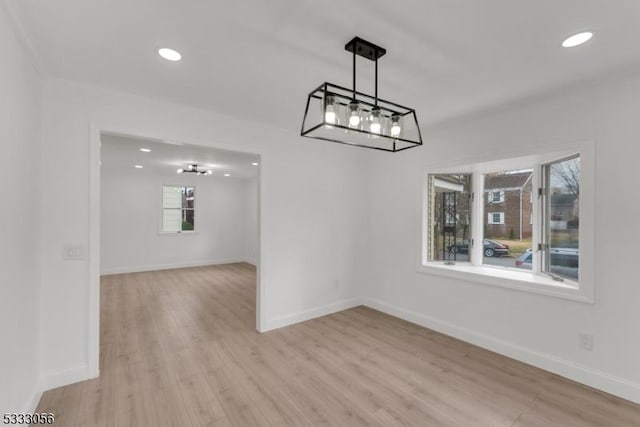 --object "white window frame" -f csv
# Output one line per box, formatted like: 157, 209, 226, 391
160, 184, 197, 234
419, 142, 595, 303
487, 212, 504, 225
